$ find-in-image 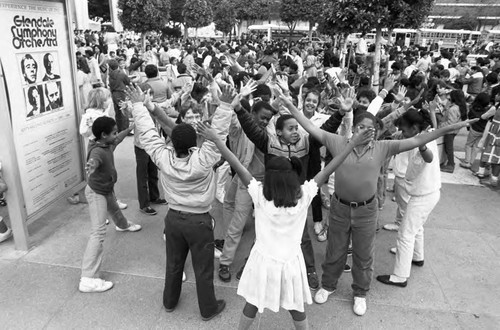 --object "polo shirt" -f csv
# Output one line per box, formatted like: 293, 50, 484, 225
324, 133, 401, 202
